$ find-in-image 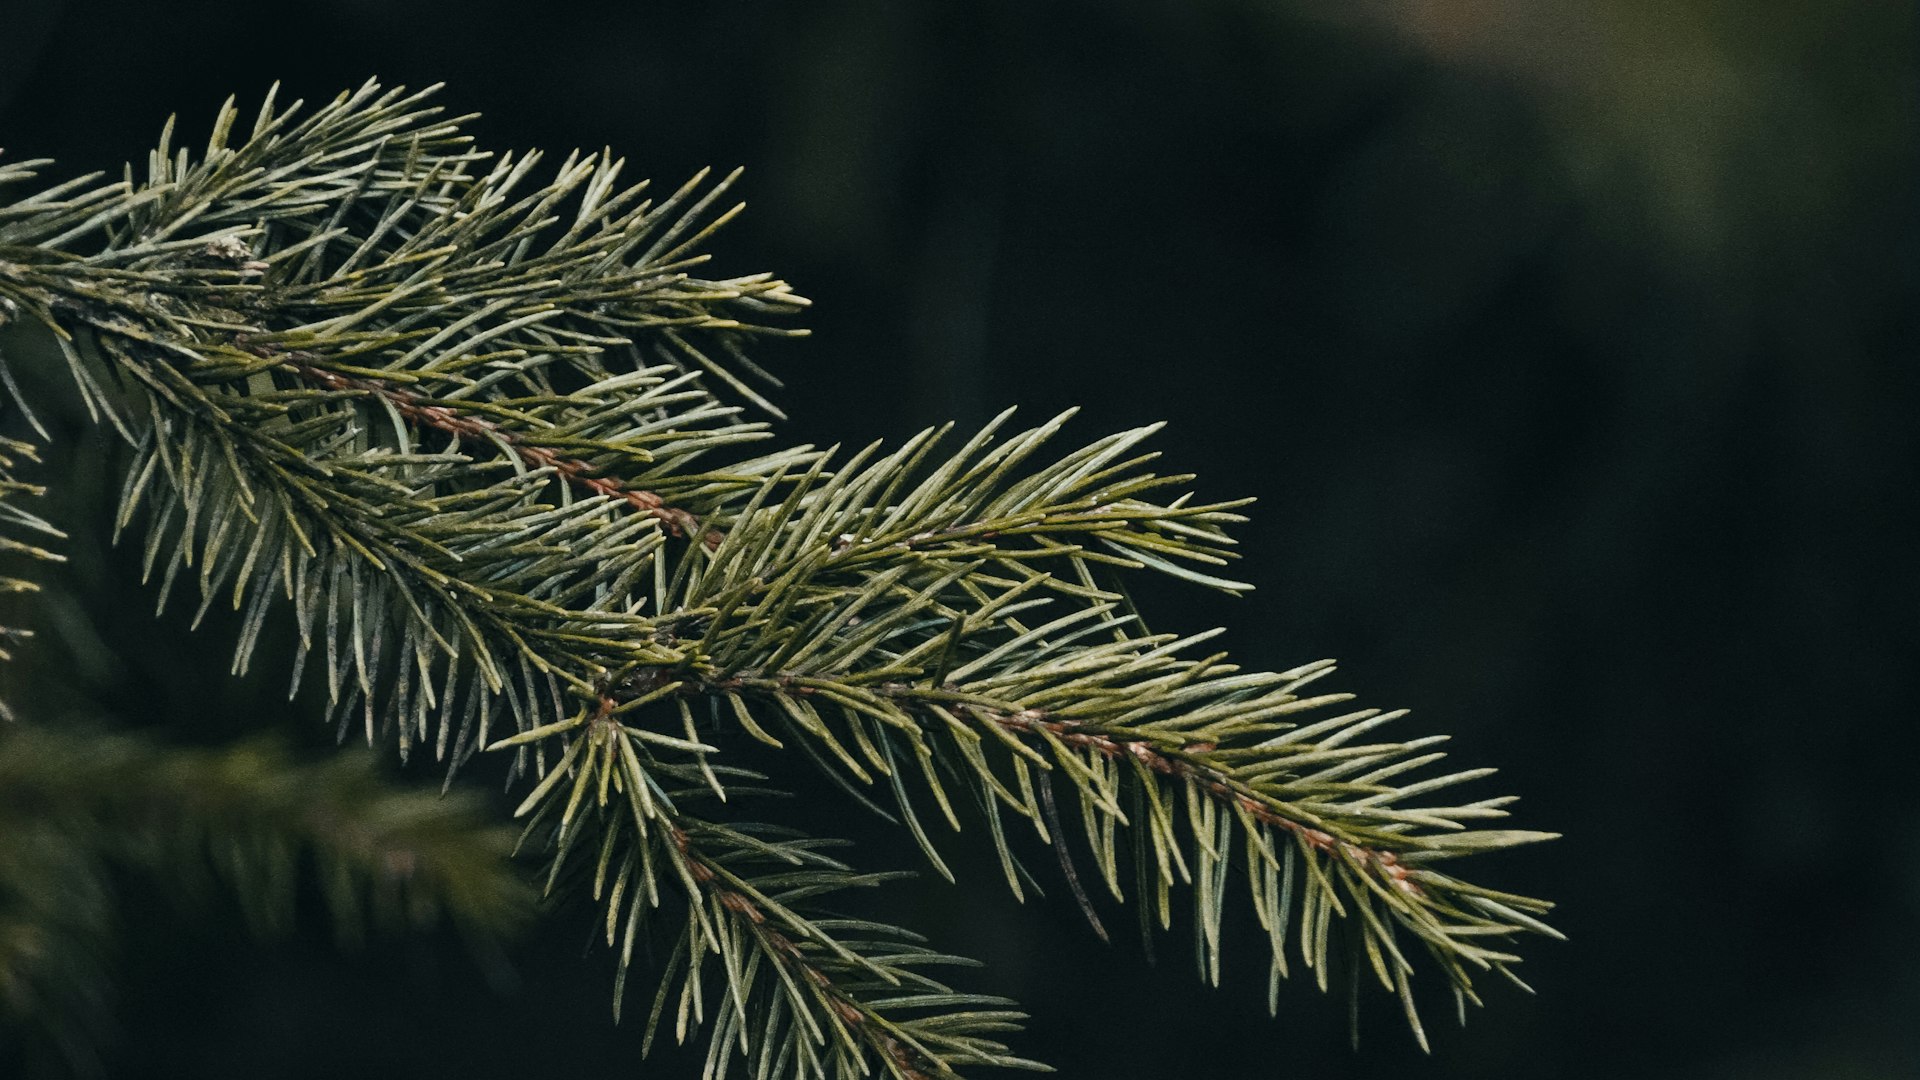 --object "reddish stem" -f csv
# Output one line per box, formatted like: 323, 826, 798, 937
246, 341, 722, 547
